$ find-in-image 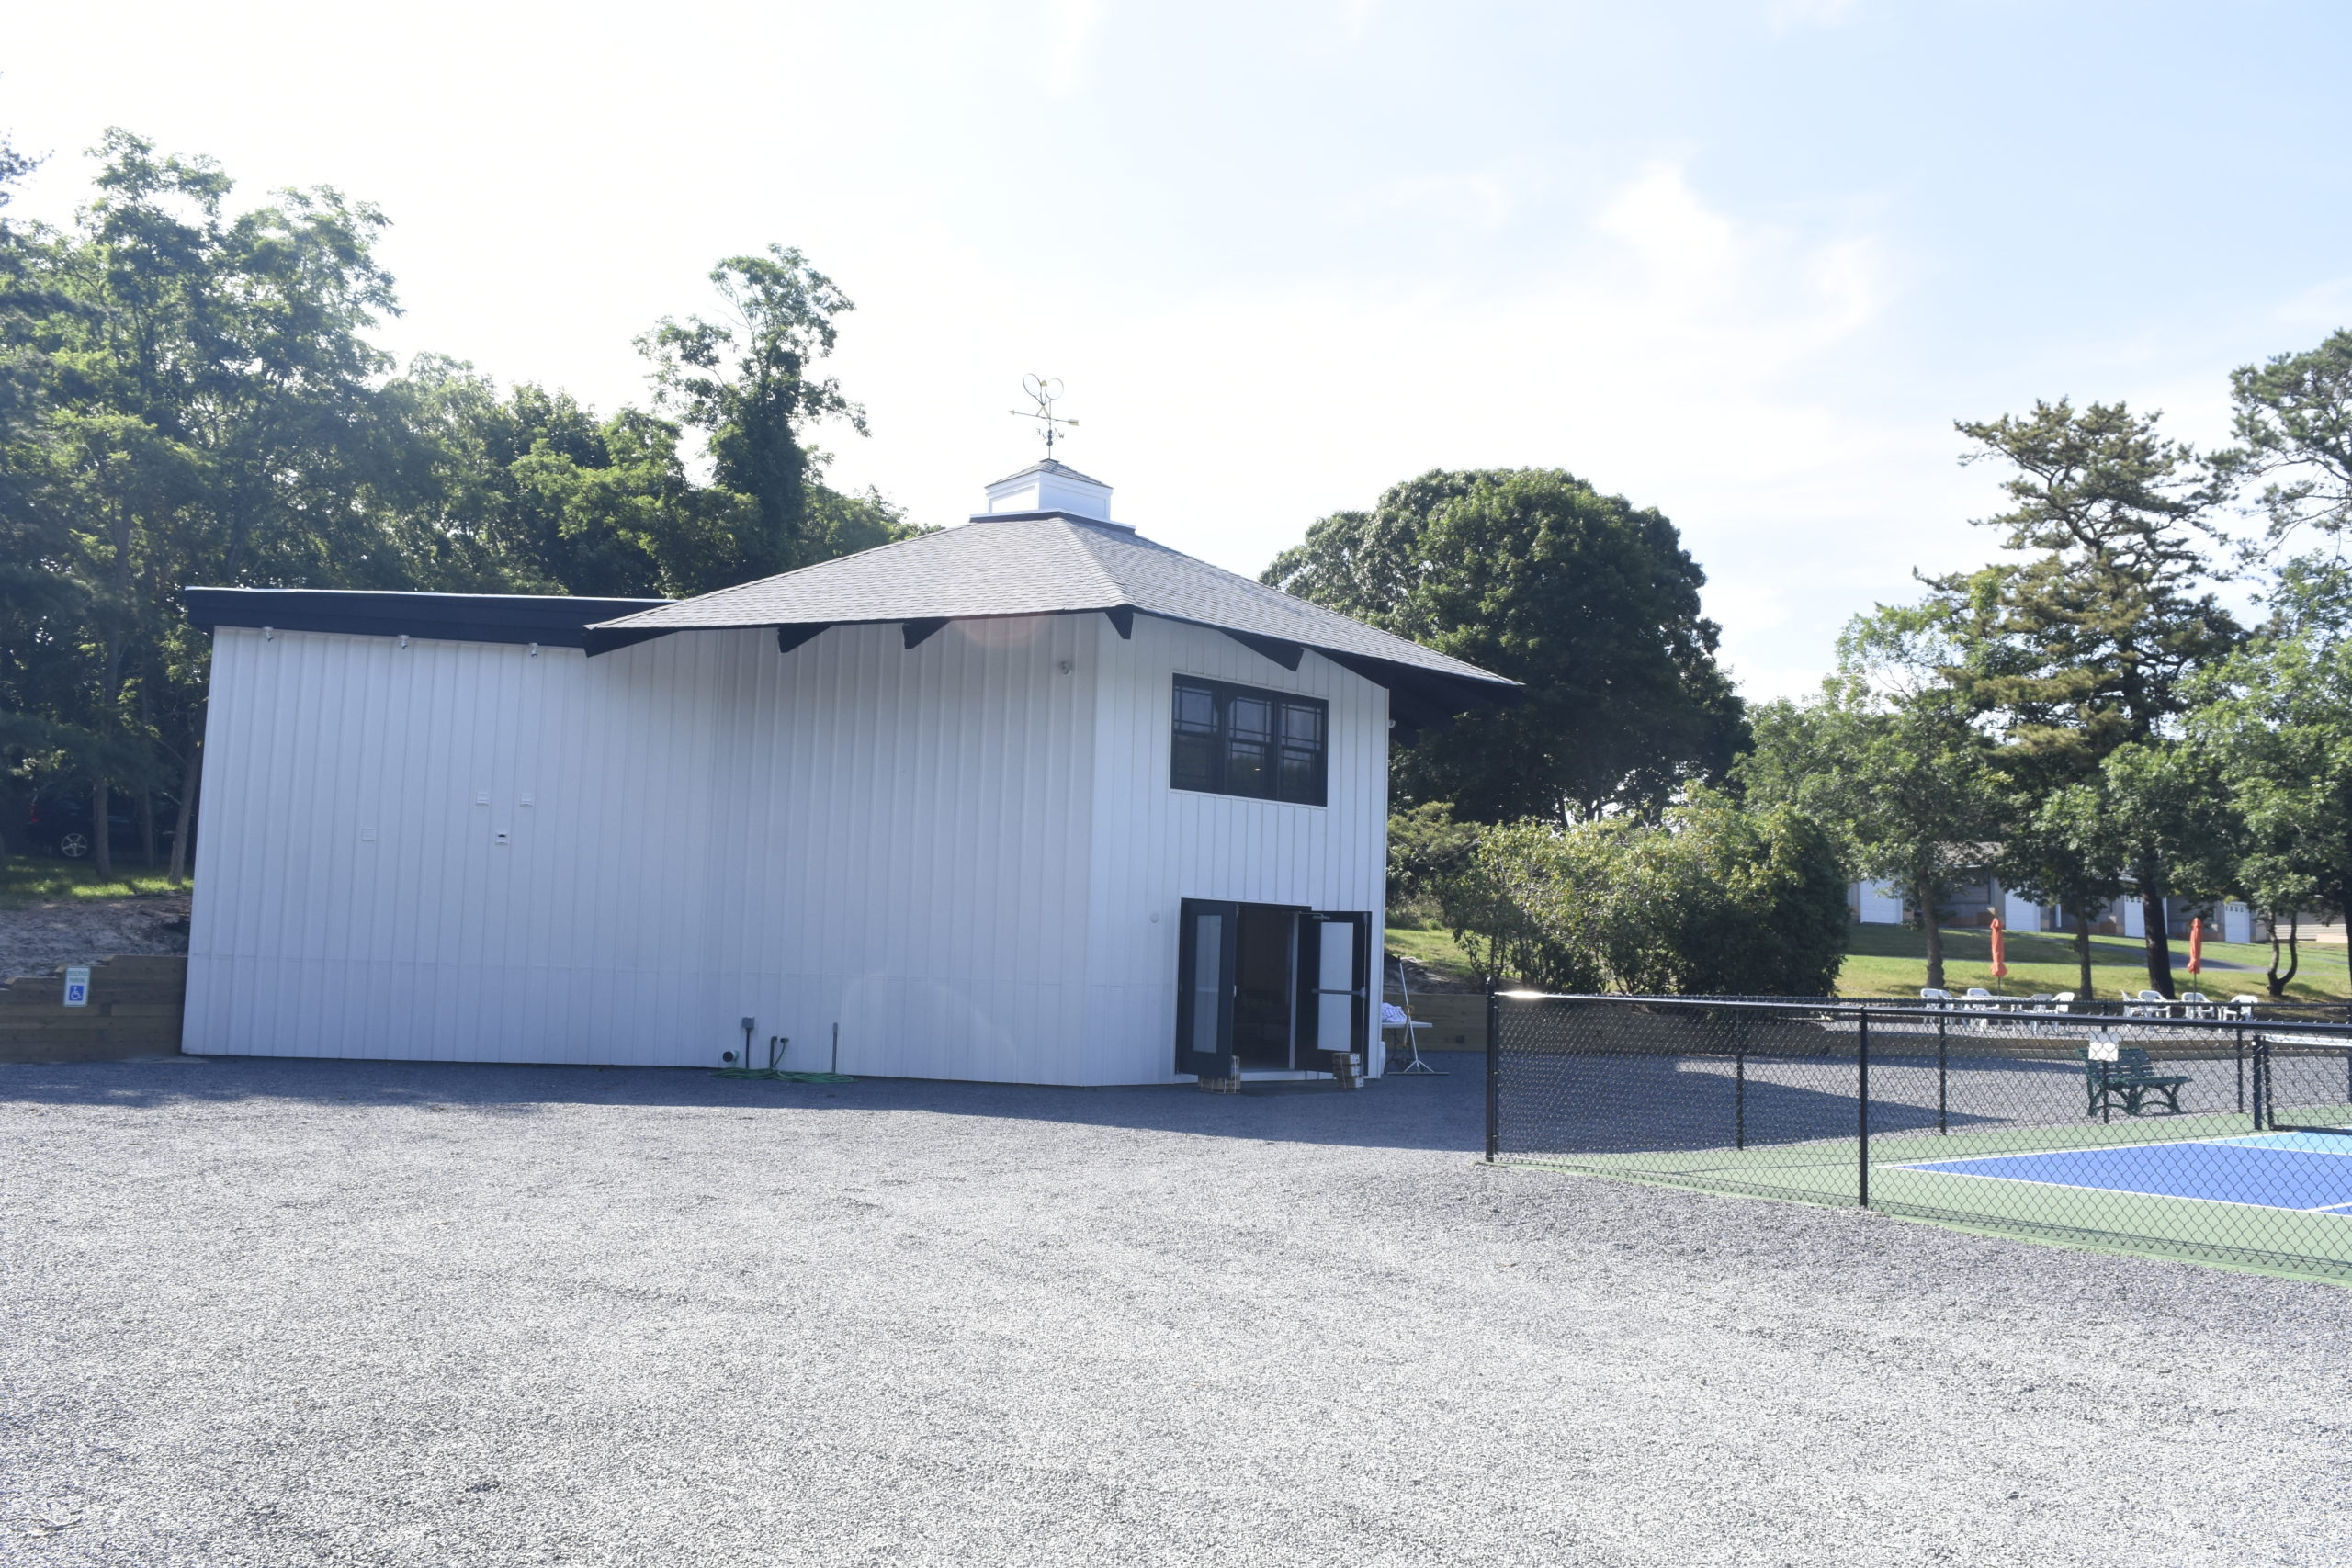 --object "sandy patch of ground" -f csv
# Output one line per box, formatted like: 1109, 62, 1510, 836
0, 893, 191, 982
